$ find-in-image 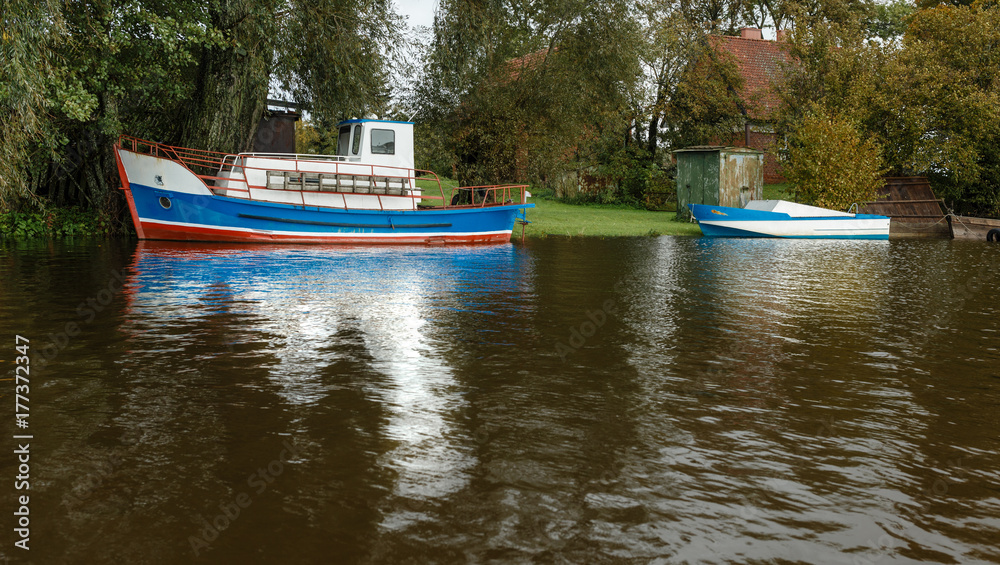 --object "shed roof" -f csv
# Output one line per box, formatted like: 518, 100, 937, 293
674, 145, 765, 154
